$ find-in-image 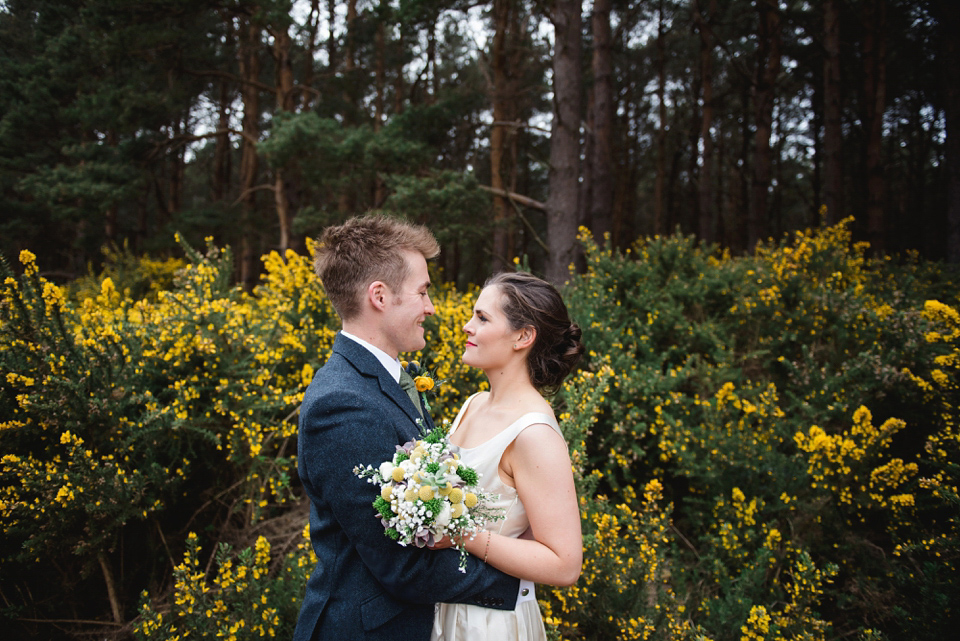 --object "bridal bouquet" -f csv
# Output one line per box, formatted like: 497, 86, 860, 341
354, 424, 502, 572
